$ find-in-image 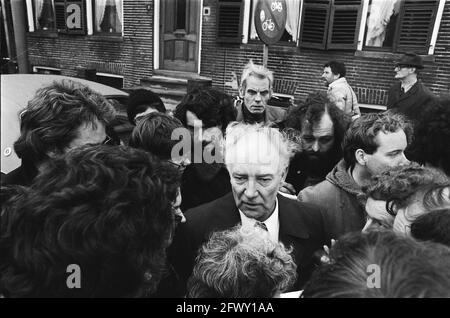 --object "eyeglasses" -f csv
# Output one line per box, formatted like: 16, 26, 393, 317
168, 159, 189, 172
102, 135, 114, 145
385, 200, 397, 216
